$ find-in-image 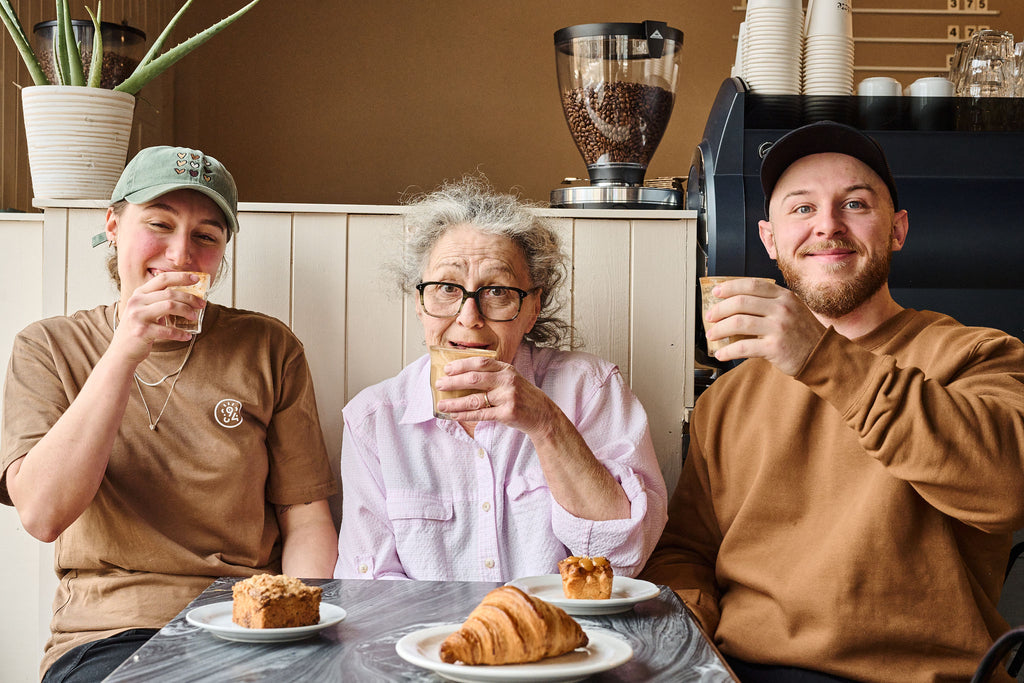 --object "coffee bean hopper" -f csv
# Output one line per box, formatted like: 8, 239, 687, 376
550, 20, 685, 209
33, 20, 146, 89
